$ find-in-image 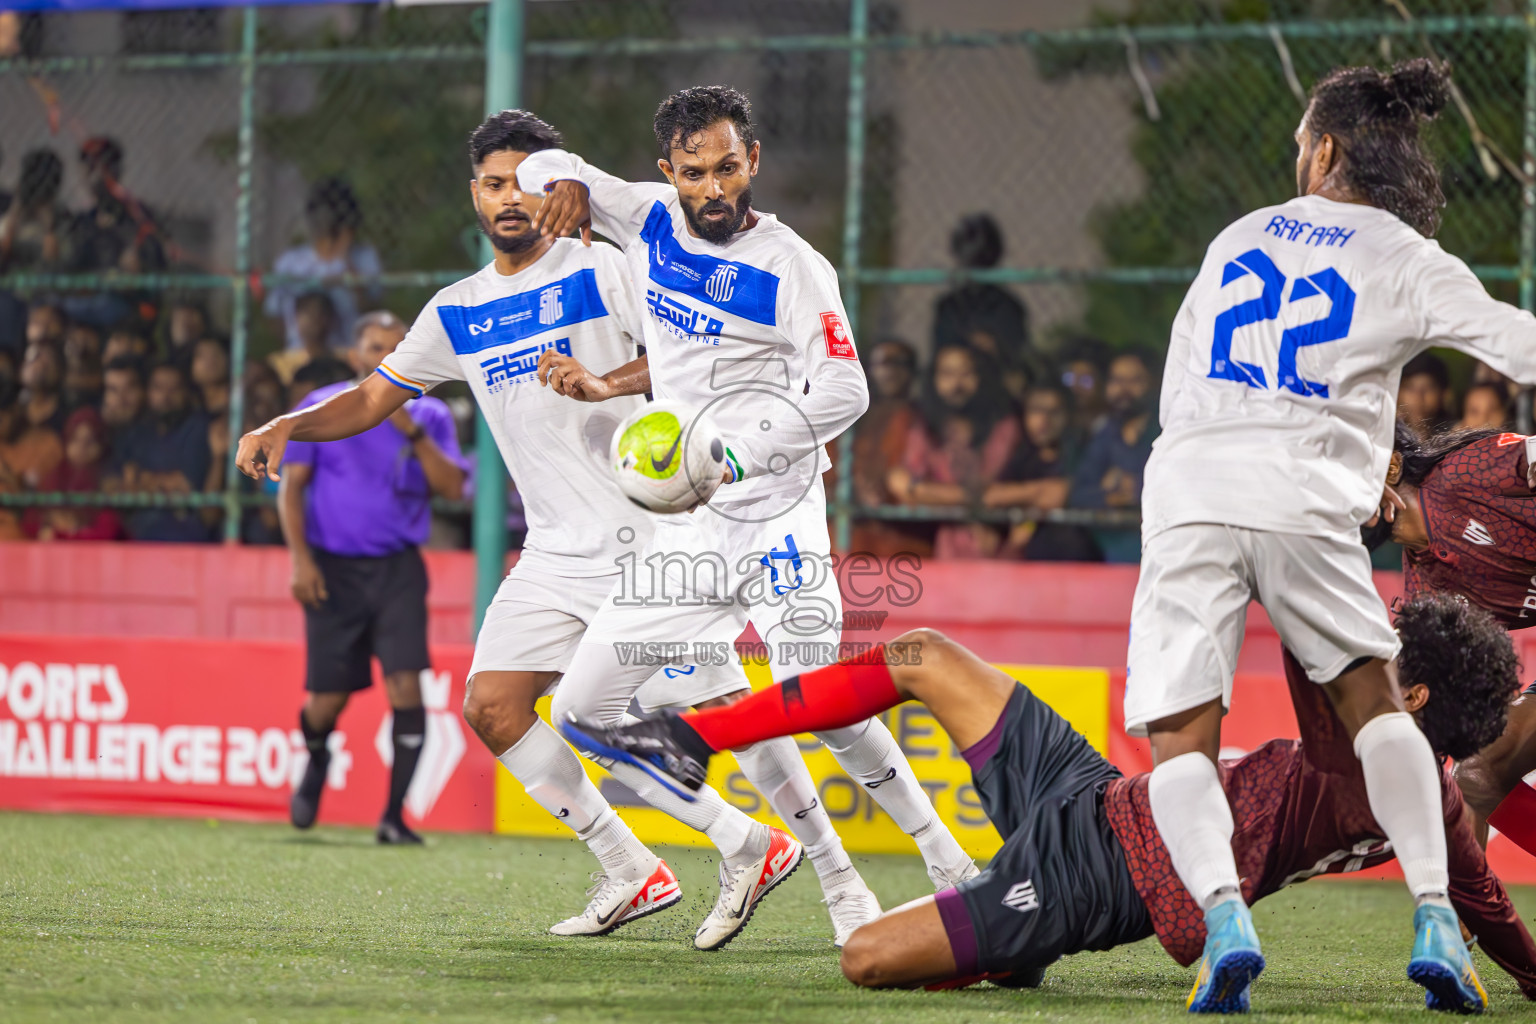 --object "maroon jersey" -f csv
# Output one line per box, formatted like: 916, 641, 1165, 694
1103, 652, 1536, 995
1403, 432, 1536, 629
